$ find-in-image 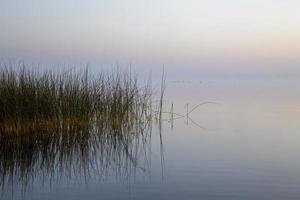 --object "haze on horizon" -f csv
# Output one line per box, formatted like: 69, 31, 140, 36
0, 0, 300, 75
